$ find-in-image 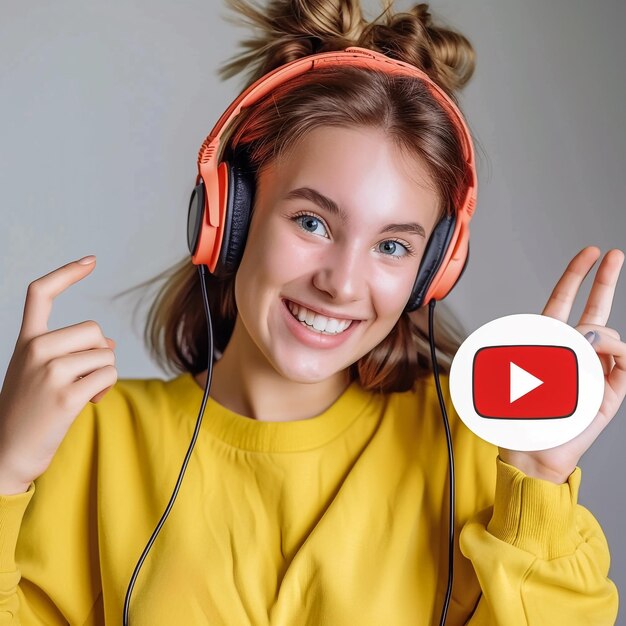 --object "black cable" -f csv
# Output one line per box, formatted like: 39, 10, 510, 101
122, 264, 214, 626
429, 298, 456, 626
